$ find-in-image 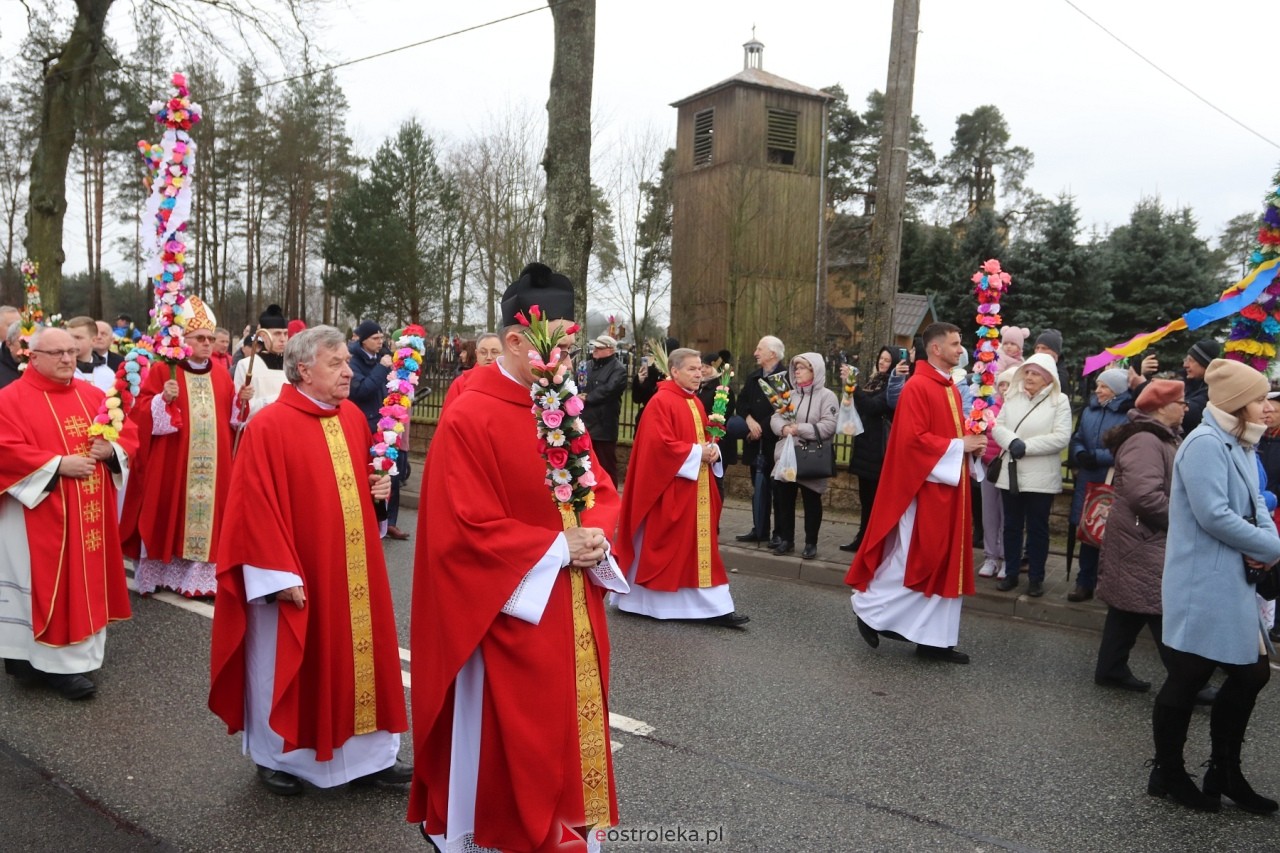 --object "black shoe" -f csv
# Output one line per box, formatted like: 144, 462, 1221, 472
1095, 674, 1151, 692
996, 576, 1019, 592
769, 536, 782, 549
1195, 686, 1219, 706
1067, 586, 1094, 602
3, 658, 37, 683
855, 616, 880, 649
1027, 580, 1044, 597
256, 765, 304, 796
1203, 756, 1280, 814
915, 645, 970, 665
838, 541, 858, 553
1147, 760, 1220, 812
771, 540, 794, 556
735, 531, 765, 543
354, 759, 413, 785
42, 671, 96, 700
801, 544, 817, 560
705, 611, 750, 627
